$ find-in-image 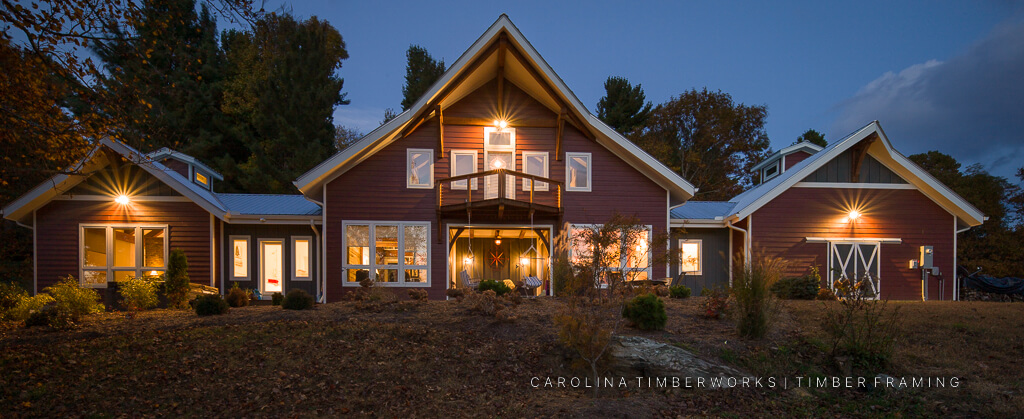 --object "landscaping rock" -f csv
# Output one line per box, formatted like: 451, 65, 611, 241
607, 335, 753, 388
